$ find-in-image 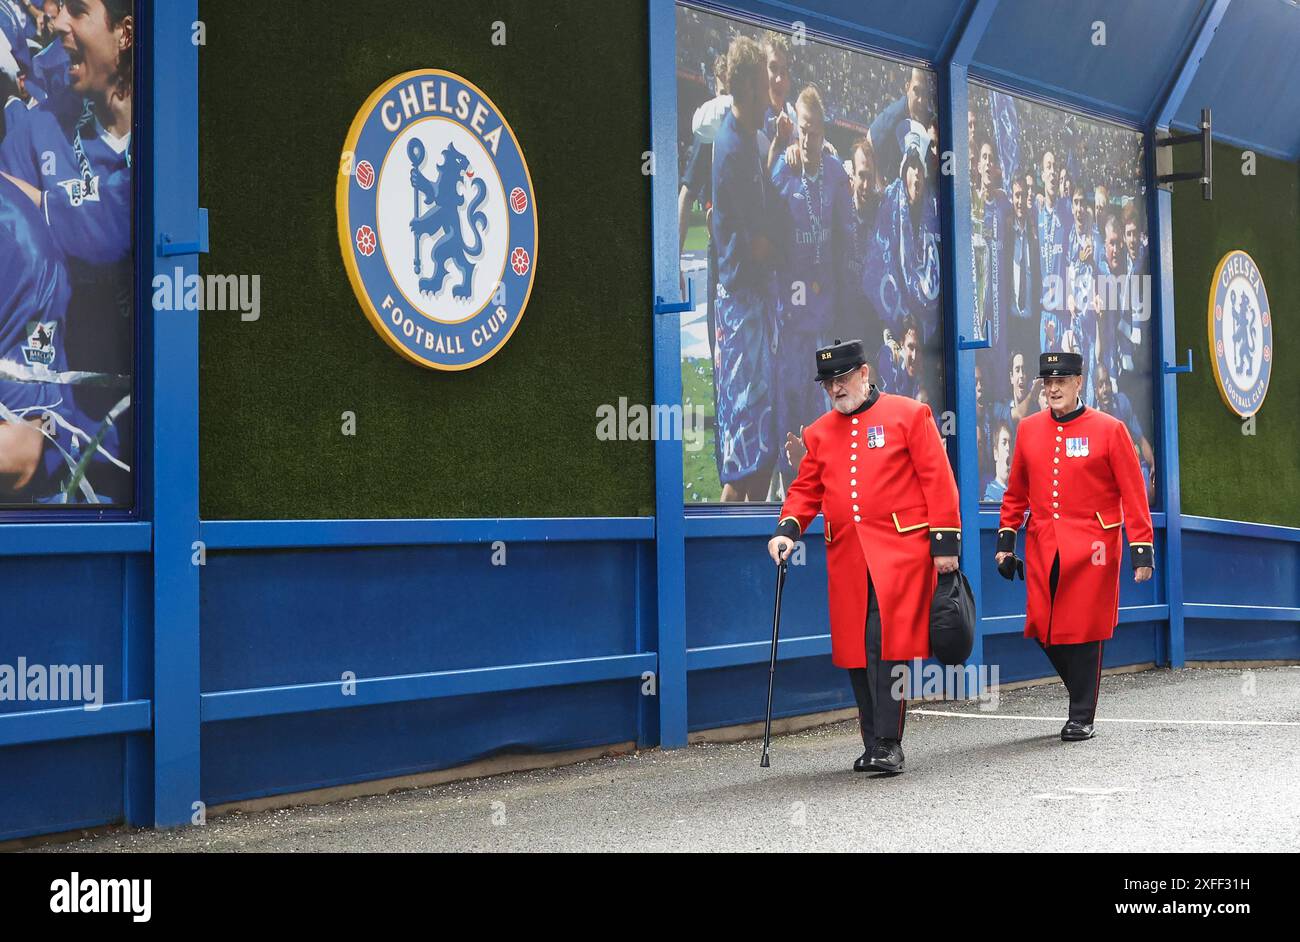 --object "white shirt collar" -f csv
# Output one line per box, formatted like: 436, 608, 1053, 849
93, 114, 131, 155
